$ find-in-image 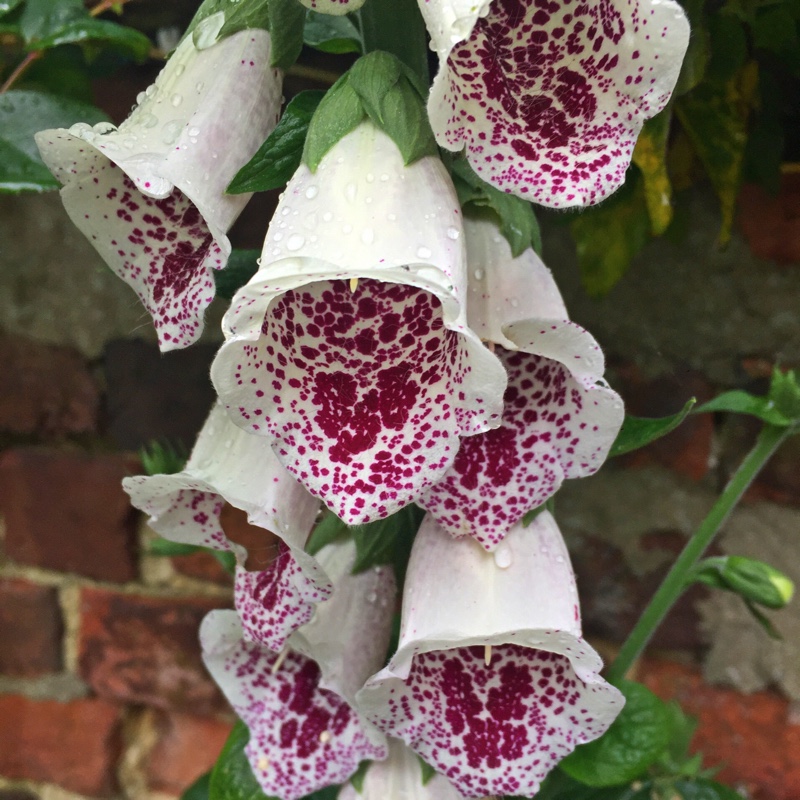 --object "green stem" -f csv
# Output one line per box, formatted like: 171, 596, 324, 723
606, 422, 791, 685
358, 0, 430, 86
